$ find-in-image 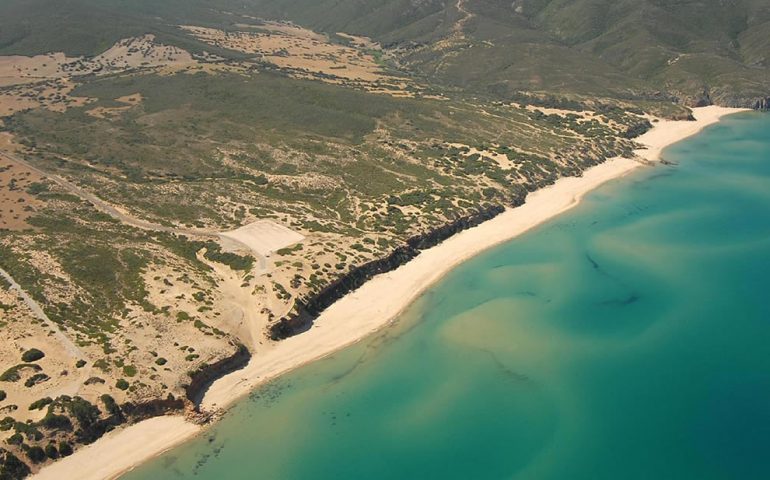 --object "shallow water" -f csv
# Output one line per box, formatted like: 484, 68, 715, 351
125, 112, 770, 480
